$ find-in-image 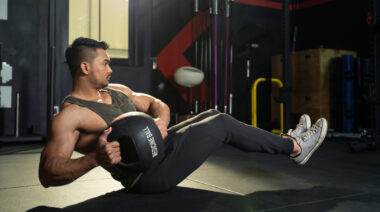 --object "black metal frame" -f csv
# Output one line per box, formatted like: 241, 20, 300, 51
373, 0, 380, 137
47, 0, 56, 134
283, 0, 291, 130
